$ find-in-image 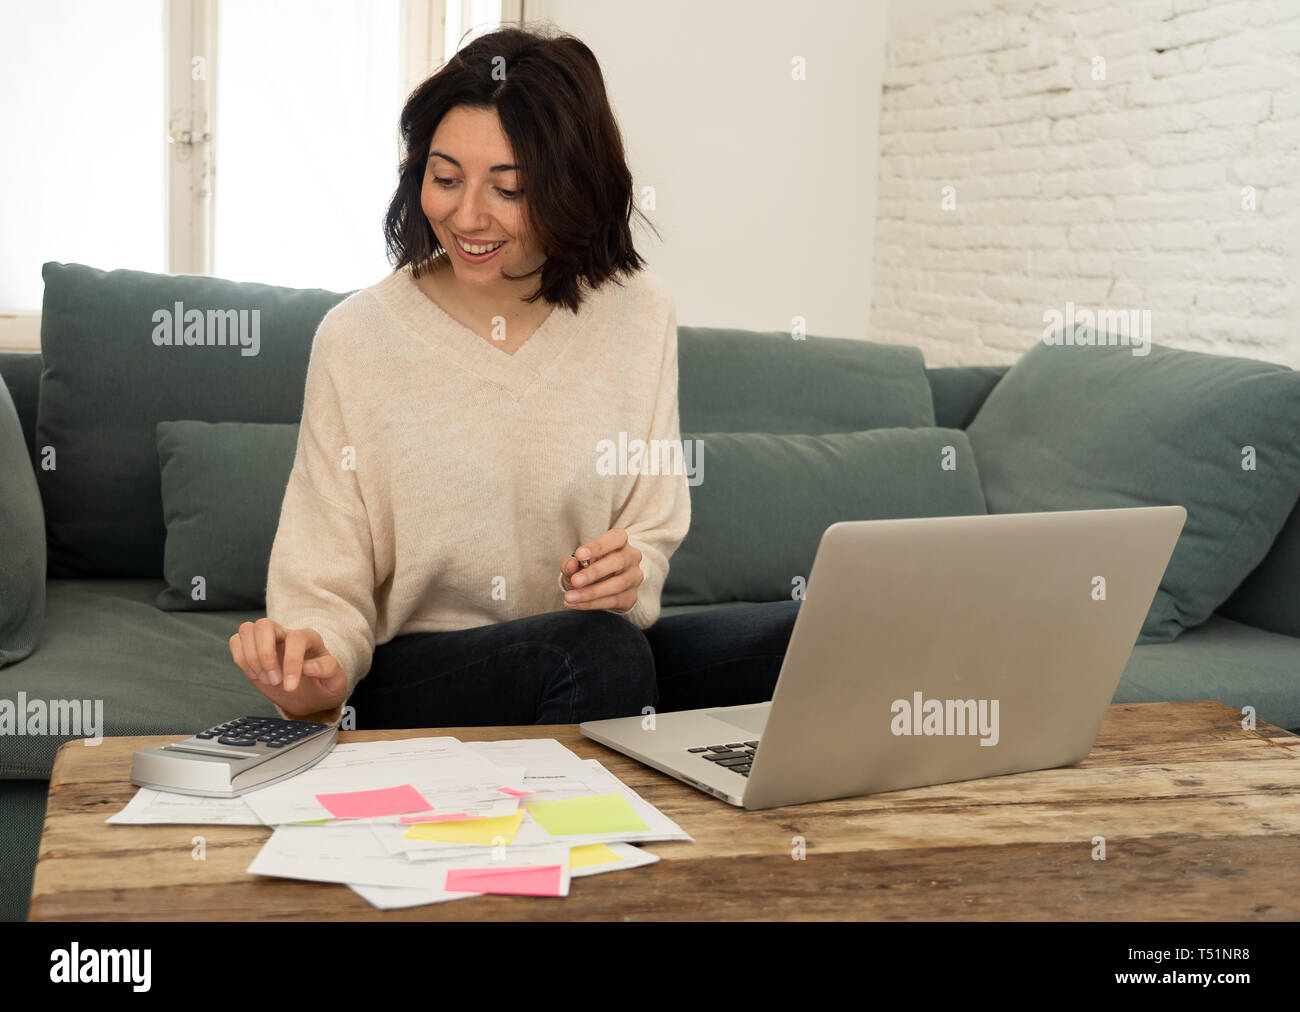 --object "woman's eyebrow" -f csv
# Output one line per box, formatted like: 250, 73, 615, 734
427, 149, 517, 172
